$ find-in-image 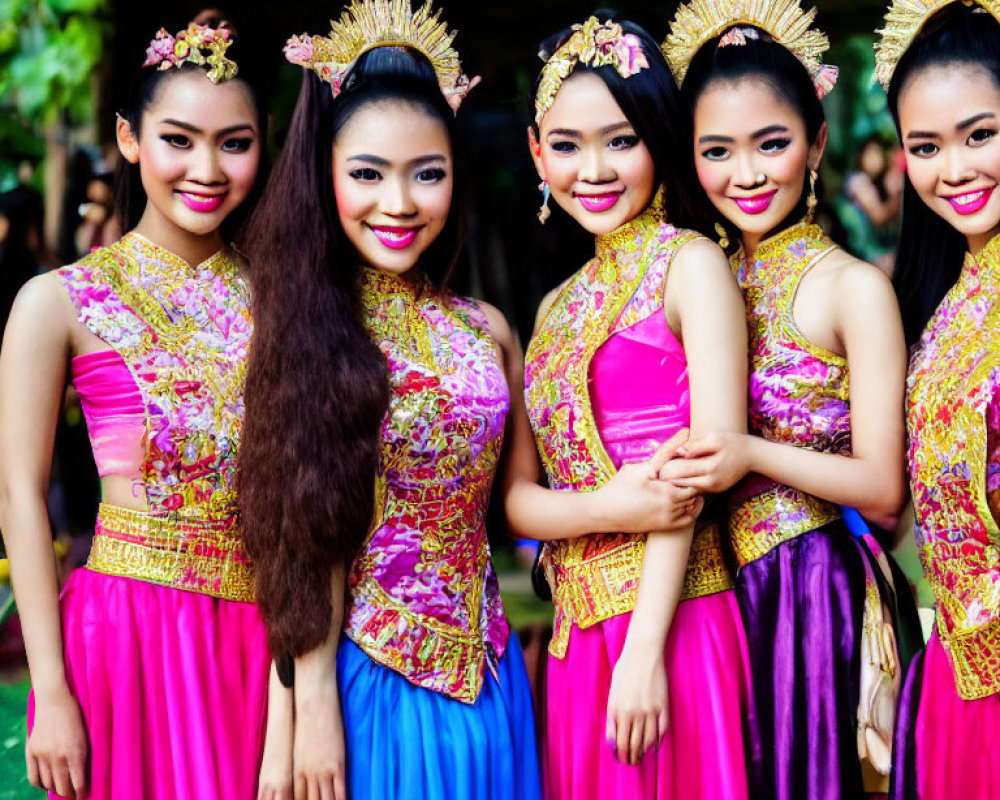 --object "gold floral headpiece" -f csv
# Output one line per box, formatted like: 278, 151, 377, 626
143, 22, 238, 84
534, 16, 651, 125
284, 0, 474, 109
874, 0, 1000, 89
664, 0, 838, 98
